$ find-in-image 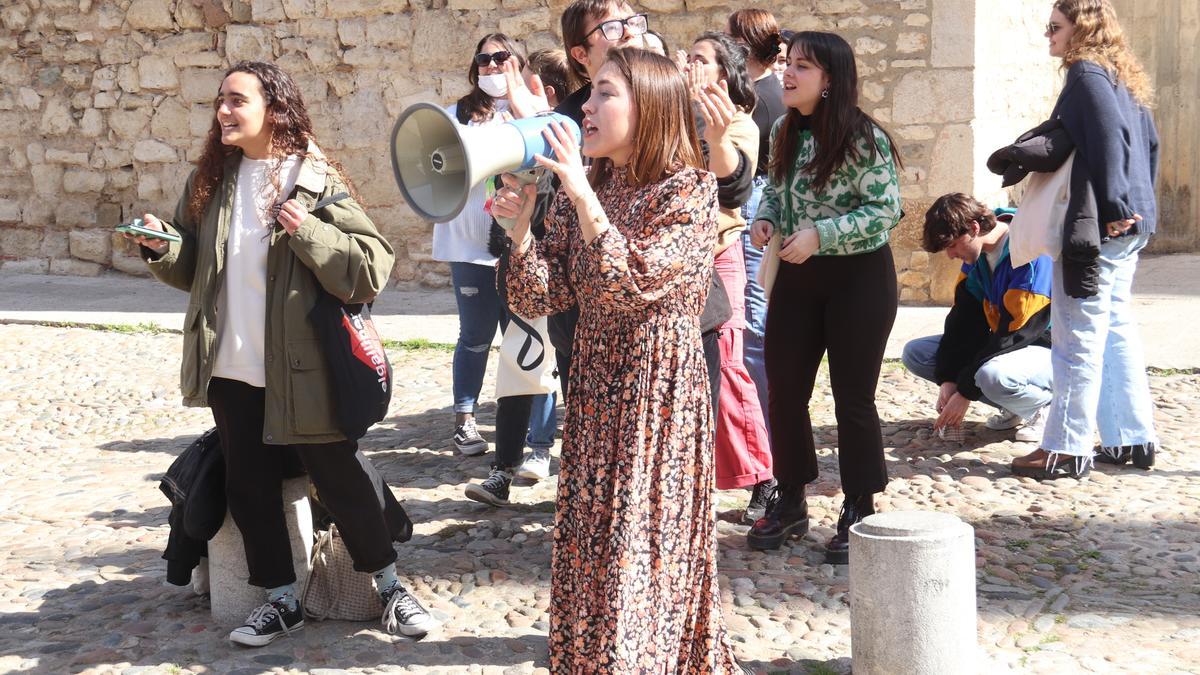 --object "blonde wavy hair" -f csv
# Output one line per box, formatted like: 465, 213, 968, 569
1054, 0, 1154, 107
